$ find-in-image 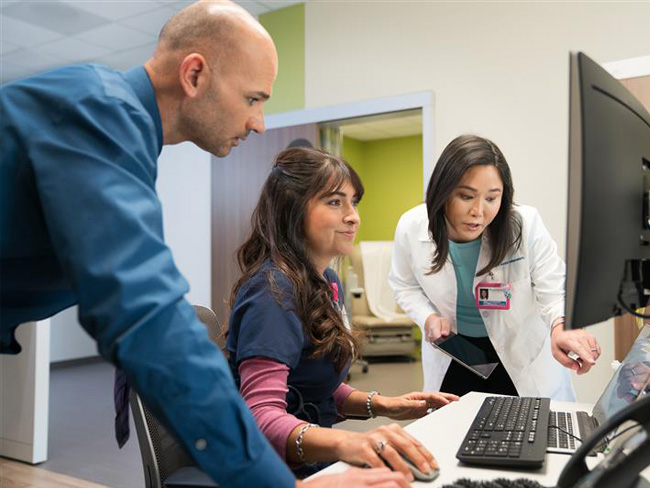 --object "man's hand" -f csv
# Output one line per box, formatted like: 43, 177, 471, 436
551, 323, 601, 374
424, 314, 452, 343
297, 467, 409, 488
